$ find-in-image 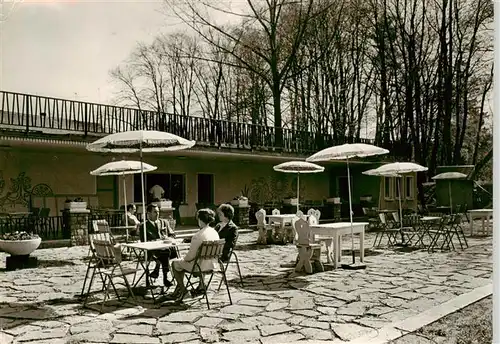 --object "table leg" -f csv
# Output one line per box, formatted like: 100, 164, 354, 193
470, 217, 474, 236
481, 217, 485, 235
